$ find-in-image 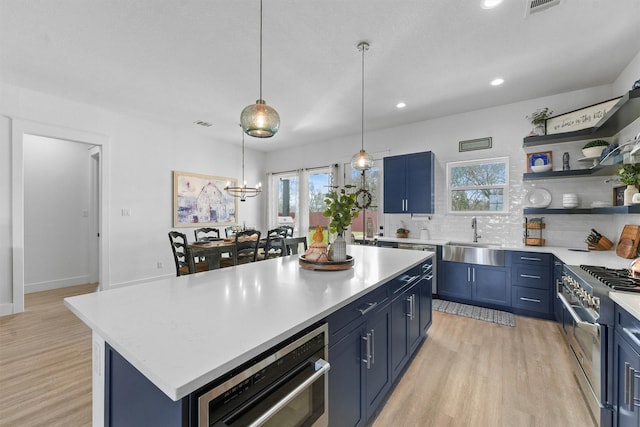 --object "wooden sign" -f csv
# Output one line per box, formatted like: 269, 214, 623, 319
545, 97, 622, 135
